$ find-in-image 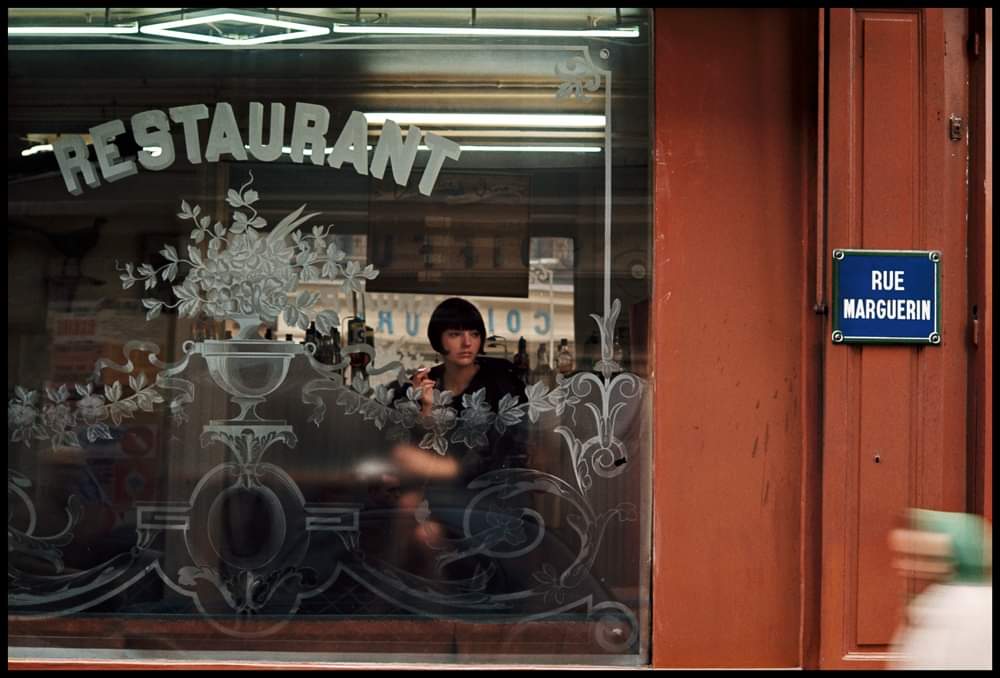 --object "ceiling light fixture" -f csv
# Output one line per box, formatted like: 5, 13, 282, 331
139, 11, 329, 45
8, 23, 139, 36
332, 23, 639, 39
